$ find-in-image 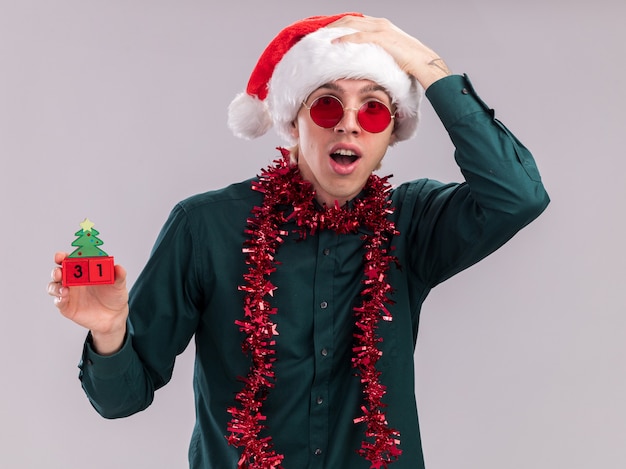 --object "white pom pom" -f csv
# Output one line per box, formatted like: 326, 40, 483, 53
227, 92, 272, 140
